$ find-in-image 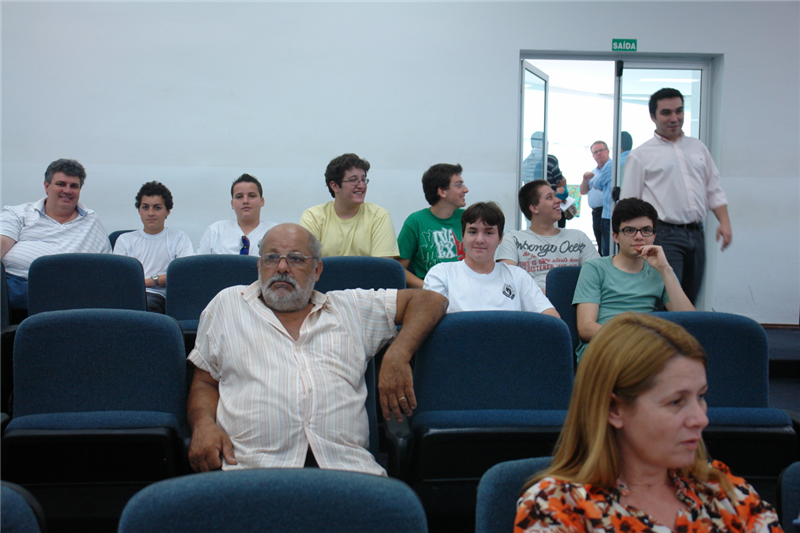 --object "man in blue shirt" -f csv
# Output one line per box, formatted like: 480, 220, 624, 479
580, 141, 613, 256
